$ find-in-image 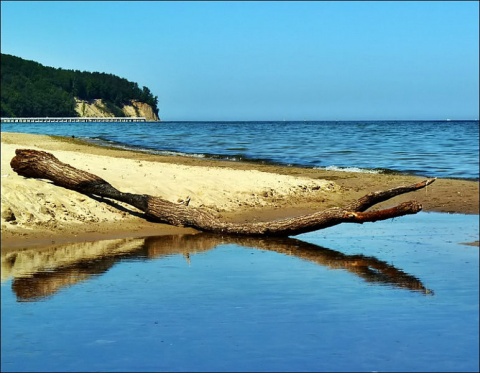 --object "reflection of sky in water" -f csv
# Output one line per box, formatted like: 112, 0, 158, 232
1, 212, 478, 372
